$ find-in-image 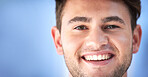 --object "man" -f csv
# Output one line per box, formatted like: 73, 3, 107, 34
51, 0, 142, 77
